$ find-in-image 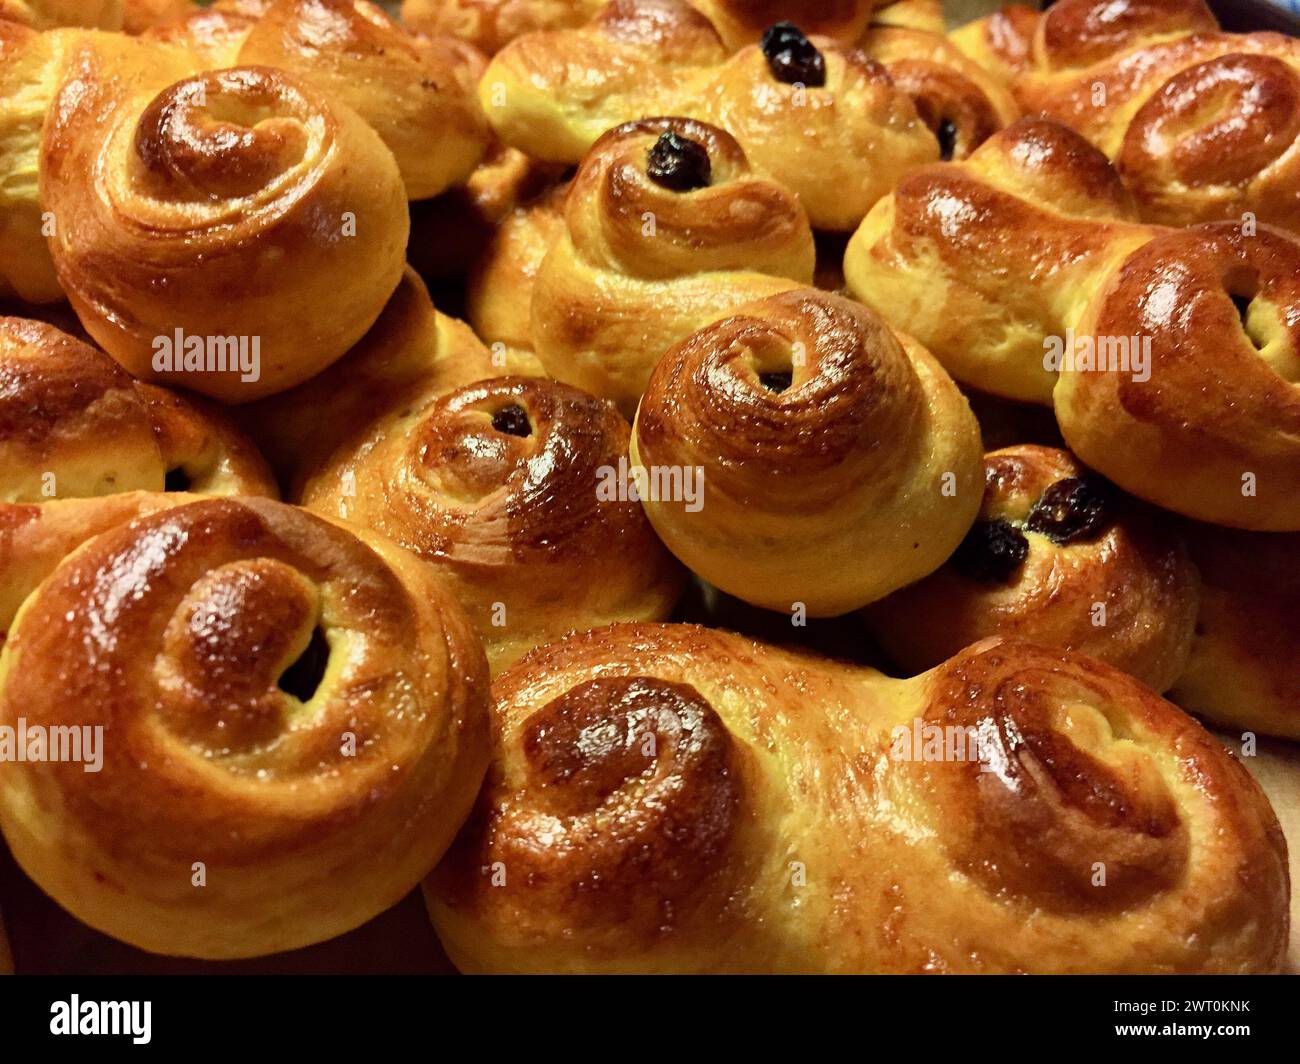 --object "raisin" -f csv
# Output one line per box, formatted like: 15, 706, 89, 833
1025, 476, 1112, 544
645, 131, 712, 192
491, 404, 532, 437
761, 22, 826, 87
952, 519, 1029, 583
